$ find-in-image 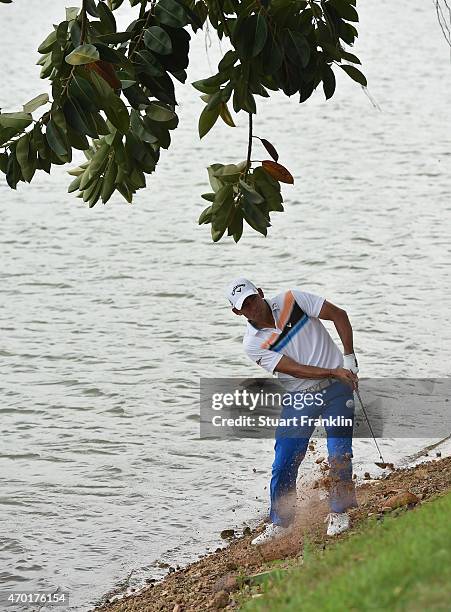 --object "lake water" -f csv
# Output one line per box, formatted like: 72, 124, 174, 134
1, 1, 450, 610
